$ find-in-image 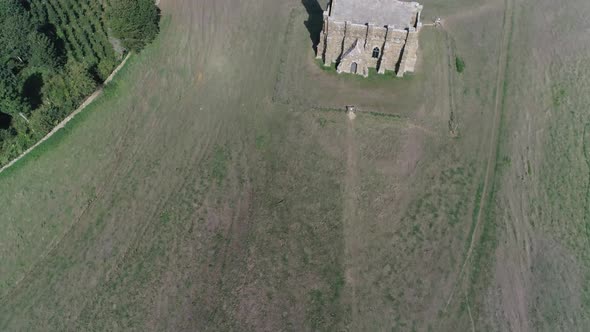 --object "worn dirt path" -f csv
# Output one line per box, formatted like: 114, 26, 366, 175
0, 53, 132, 175
444, 0, 514, 310
343, 113, 360, 329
